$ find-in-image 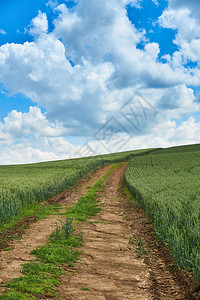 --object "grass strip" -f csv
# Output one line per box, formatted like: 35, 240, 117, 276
0, 203, 62, 252
65, 163, 121, 221
0, 203, 61, 234
0, 218, 82, 300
